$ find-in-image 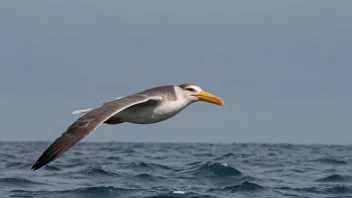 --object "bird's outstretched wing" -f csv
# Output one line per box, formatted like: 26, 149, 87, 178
31, 94, 162, 171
